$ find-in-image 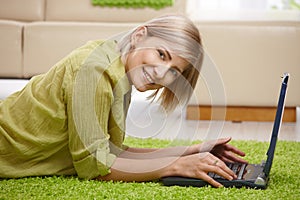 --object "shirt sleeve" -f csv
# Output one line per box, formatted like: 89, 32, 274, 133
67, 63, 119, 179
66, 40, 130, 180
